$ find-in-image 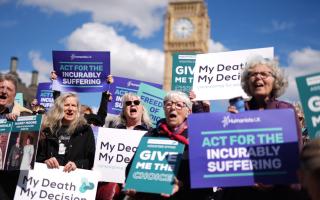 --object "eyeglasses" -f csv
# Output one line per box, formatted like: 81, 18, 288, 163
248, 71, 274, 79
125, 100, 140, 106
164, 101, 187, 110
32, 110, 46, 115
